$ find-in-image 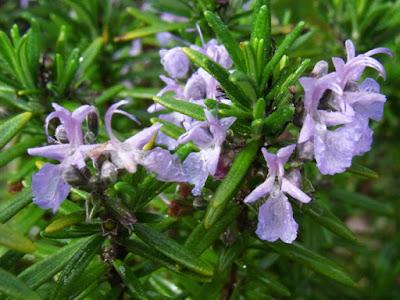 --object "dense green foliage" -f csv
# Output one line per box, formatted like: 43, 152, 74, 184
0, 0, 398, 299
